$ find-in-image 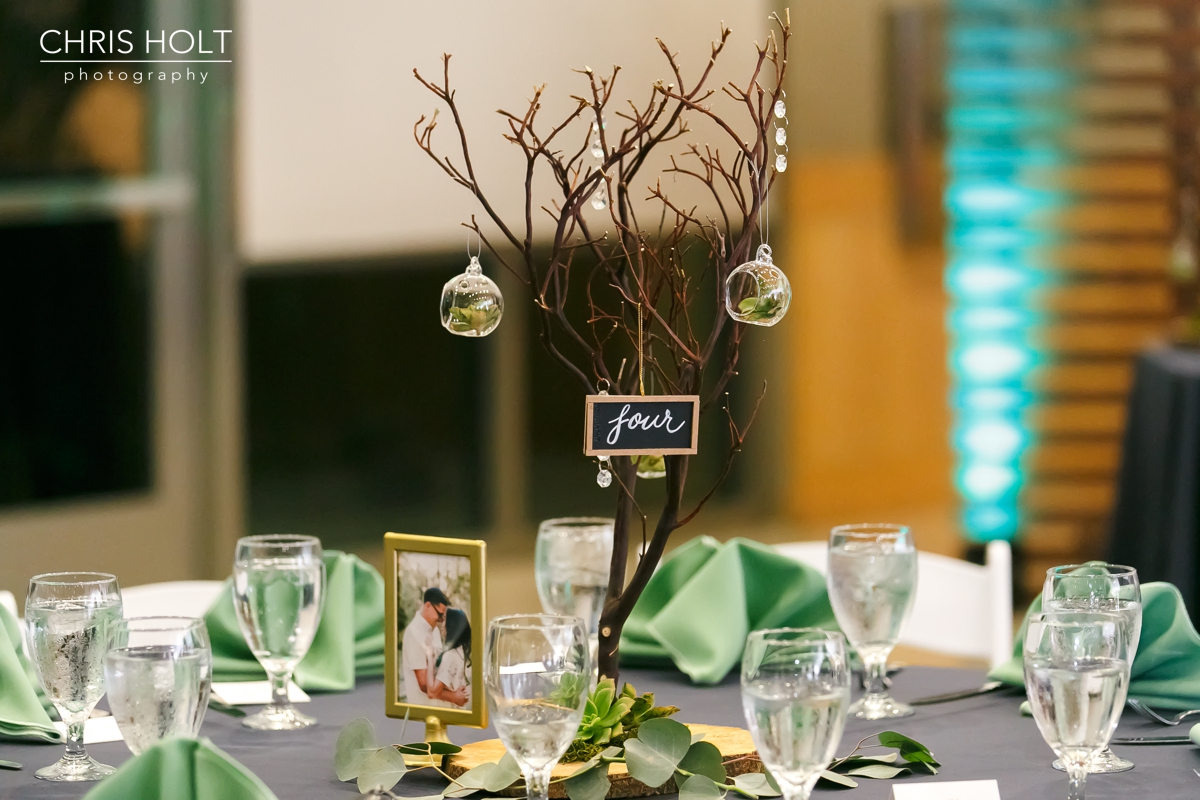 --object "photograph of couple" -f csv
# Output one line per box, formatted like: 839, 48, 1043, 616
396, 552, 473, 710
